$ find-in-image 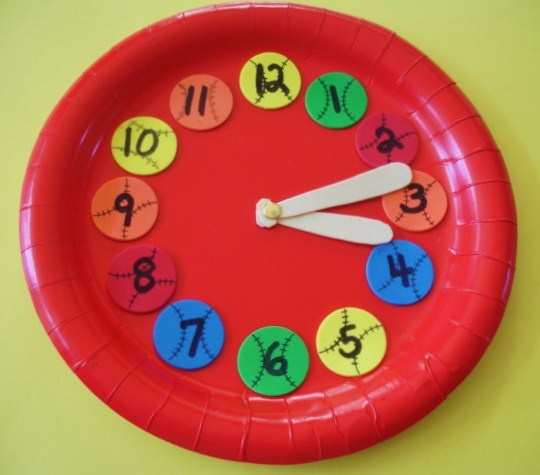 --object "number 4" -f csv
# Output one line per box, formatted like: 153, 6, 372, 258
387, 253, 413, 287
